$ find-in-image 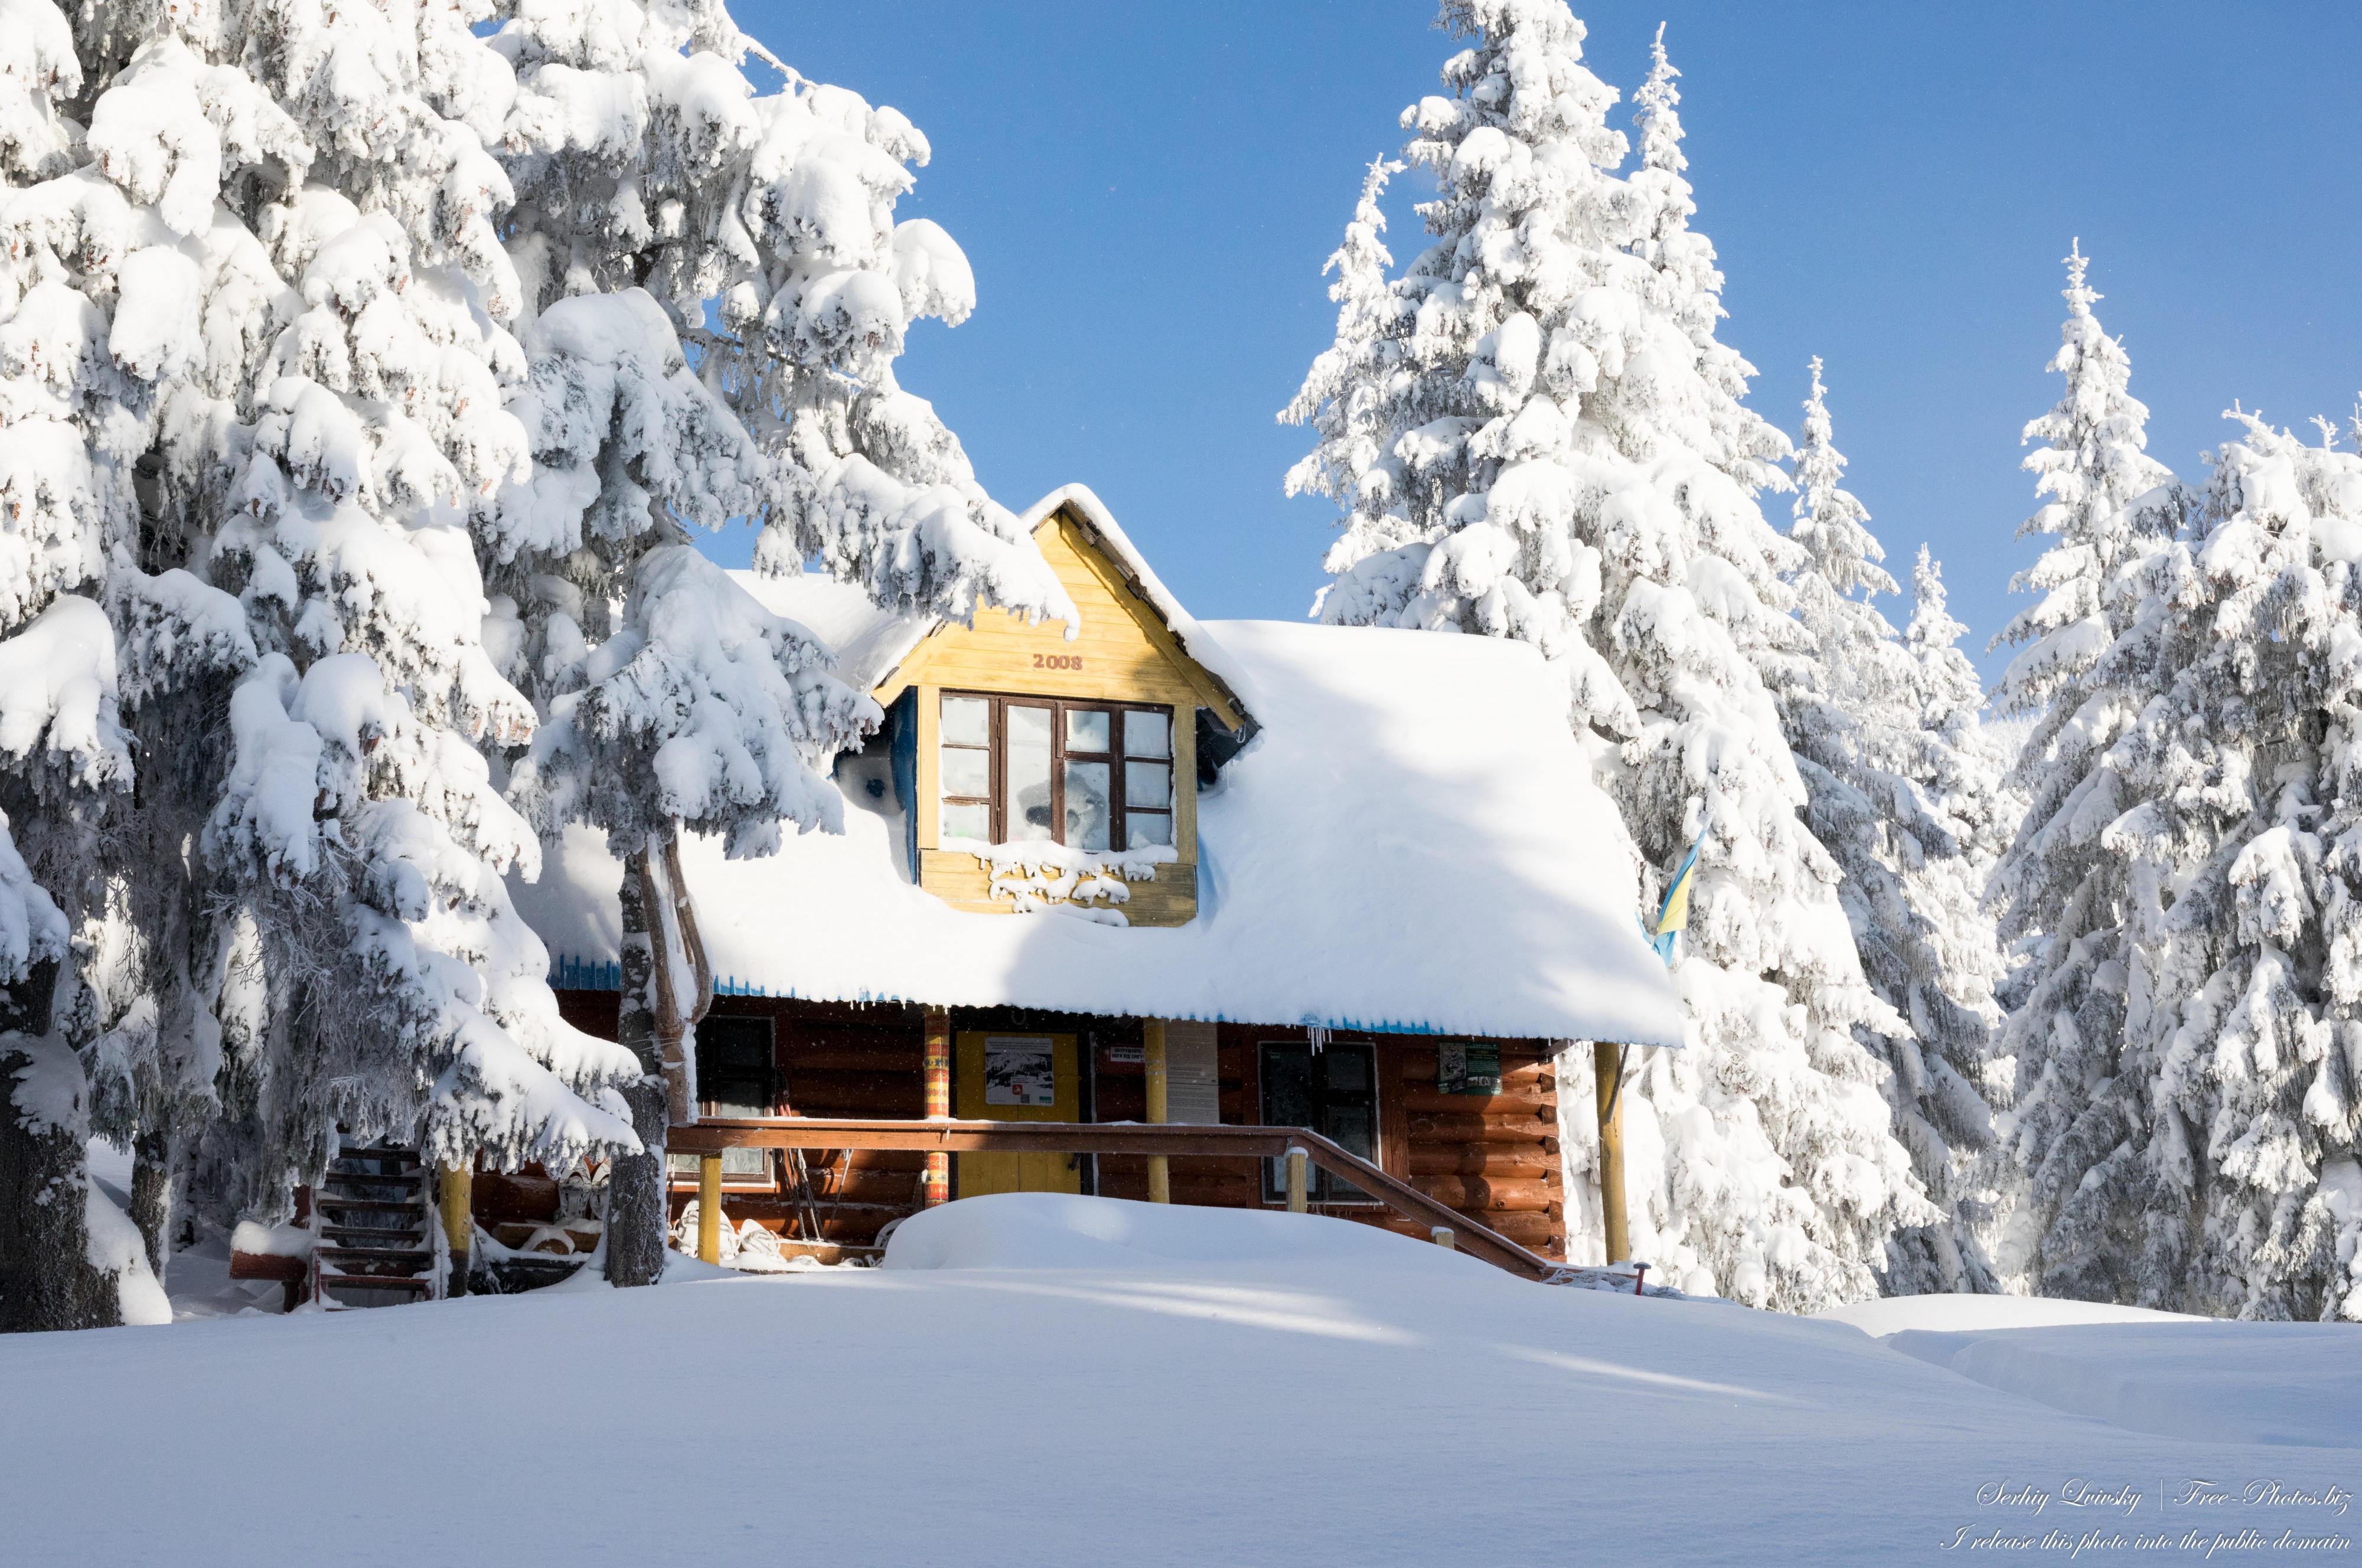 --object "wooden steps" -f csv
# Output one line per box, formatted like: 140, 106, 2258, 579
312, 1144, 440, 1309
